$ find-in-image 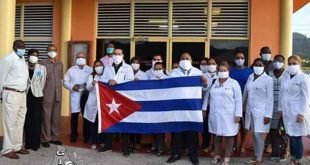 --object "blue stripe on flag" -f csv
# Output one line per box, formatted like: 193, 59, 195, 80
100, 76, 202, 91
105, 122, 204, 133
137, 99, 202, 112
